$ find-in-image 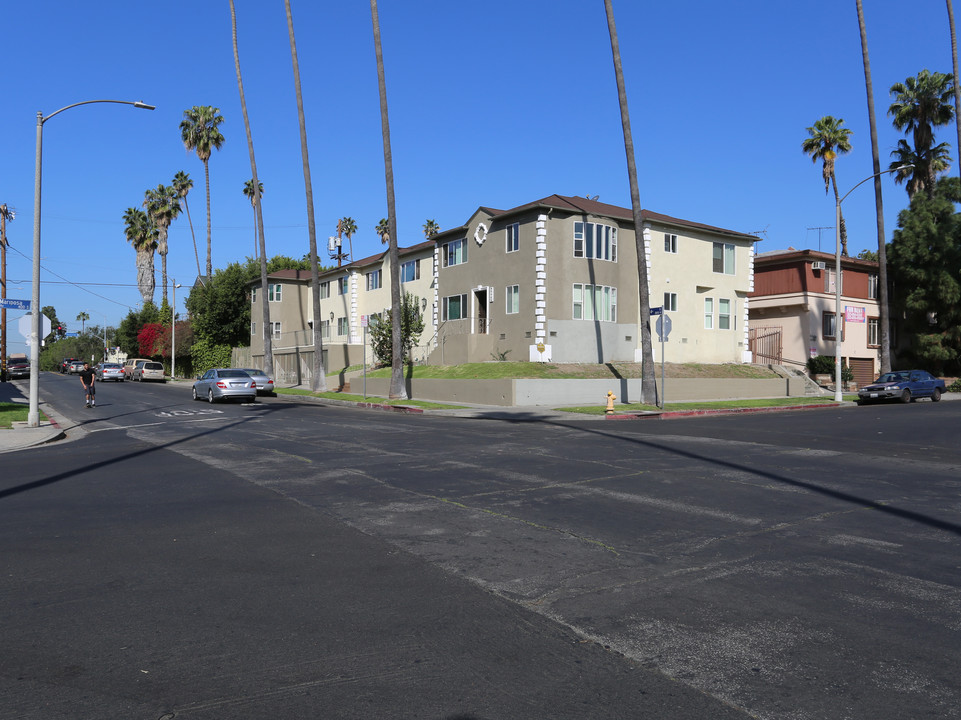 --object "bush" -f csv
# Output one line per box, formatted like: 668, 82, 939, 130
807, 354, 853, 383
